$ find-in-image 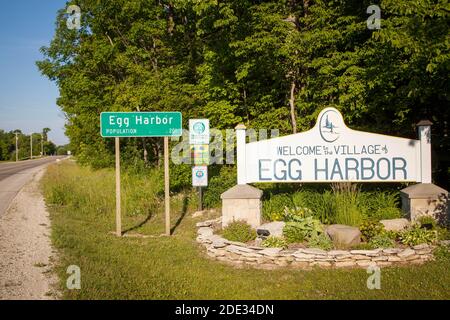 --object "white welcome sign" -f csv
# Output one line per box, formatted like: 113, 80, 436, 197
236, 107, 432, 184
